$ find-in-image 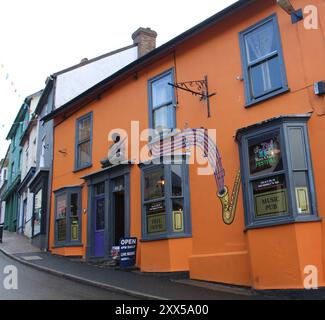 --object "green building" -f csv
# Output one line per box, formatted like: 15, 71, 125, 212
3, 101, 30, 232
